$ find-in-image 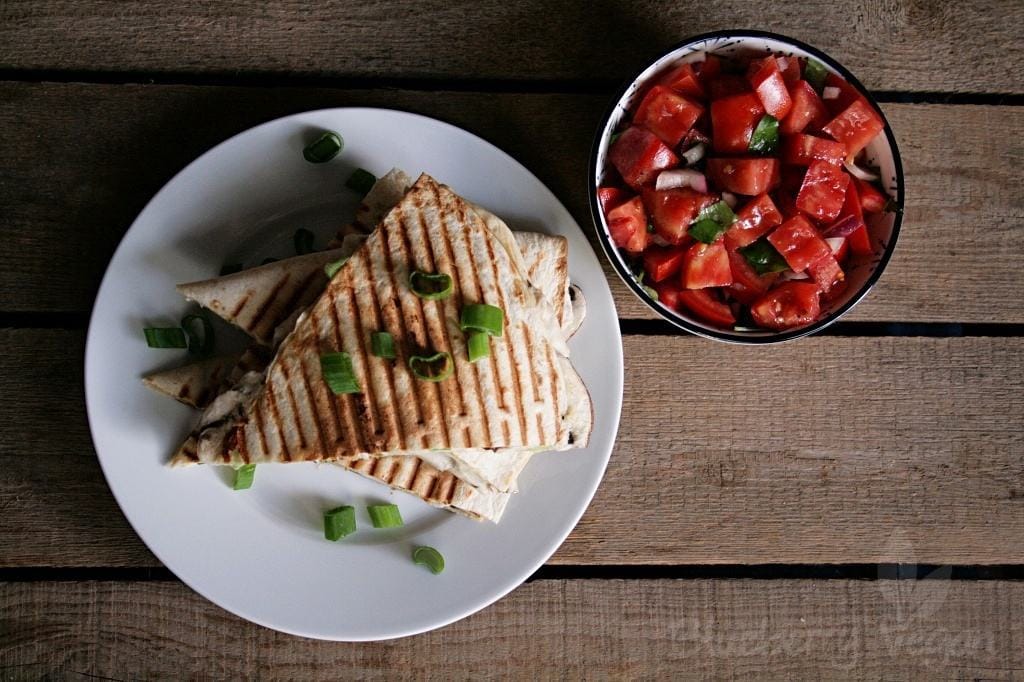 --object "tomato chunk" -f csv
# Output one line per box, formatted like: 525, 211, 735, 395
706, 157, 780, 196
708, 74, 750, 100
609, 126, 679, 190
724, 193, 784, 249
727, 246, 778, 304
750, 282, 821, 331
781, 134, 847, 166
842, 181, 874, 256
796, 159, 850, 222
678, 289, 736, 327
659, 62, 705, 99
780, 80, 829, 135
597, 186, 630, 214
767, 215, 832, 272
643, 188, 716, 245
605, 196, 648, 254
711, 93, 764, 153
822, 99, 885, 156
643, 245, 687, 283
822, 72, 865, 115
779, 57, 801, 86
855, 178, 888, 214
633, 85, 705, 147
651, 281, 682, 311
806, 254, 845, 293
748, 56, 793, 119
681, 241, 733, 289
